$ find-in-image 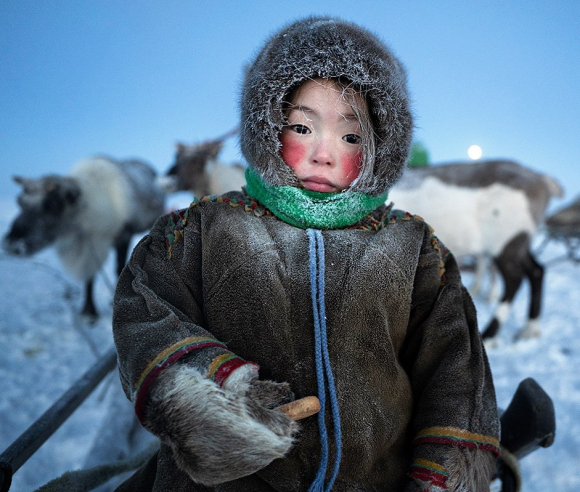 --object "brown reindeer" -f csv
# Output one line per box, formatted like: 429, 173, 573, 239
158, 128, 246, 198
